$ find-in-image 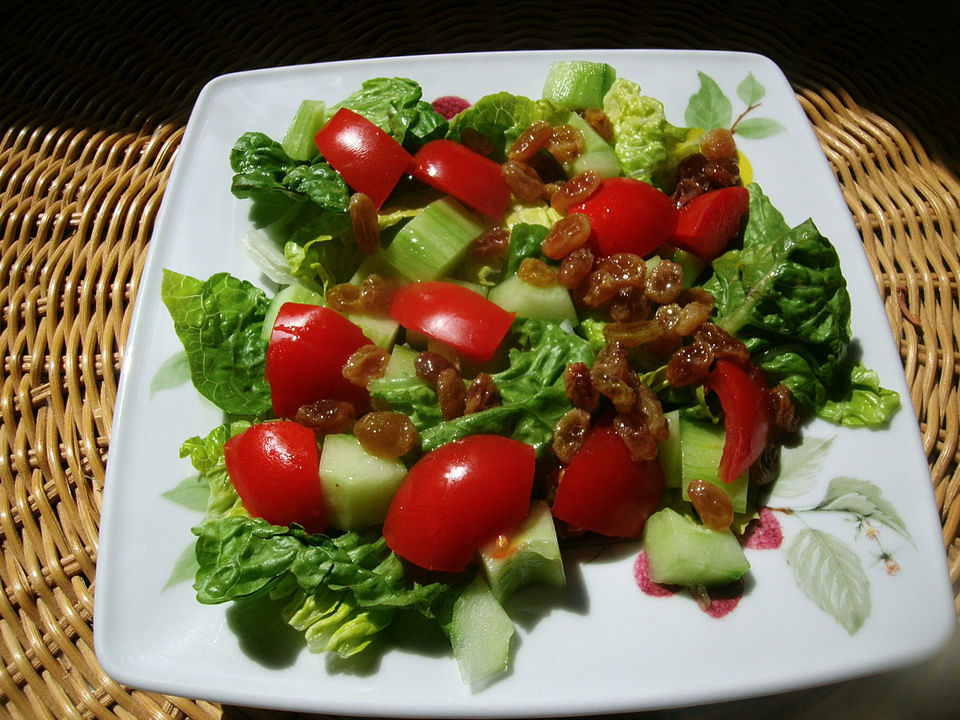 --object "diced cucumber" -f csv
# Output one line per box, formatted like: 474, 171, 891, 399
318, 434, 407, 531
384, 344, 419, 378
261, 283, 325, 342
487, 273, 578, 325
383, 197, 485, 281
657, 410, 682, 488
643, 507, 749, 587
563, 111, 621, 178
542, 61, 617, 110
479, 501, 566, 603
281, 100, 326, 162
450, 575, 515, 685
660, 244, 707, 287
443, 275, 490, 297
349, 252, 409, 284
680, 417, 749, 514
348, 313, 399, 350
